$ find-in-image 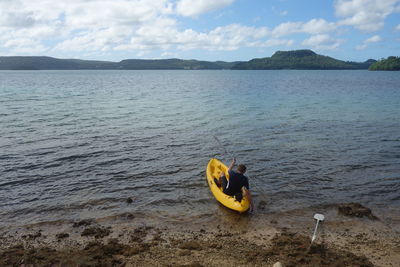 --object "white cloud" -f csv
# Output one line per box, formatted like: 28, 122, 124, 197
55, 29, 126, 52
355, 34, 382, 50
0, 11, 35, 28
302, 19, 338, 34
302, 34, 344, 50
365, 35, 382, 43
62, 0, 173, 29
3, 38, 47, 54
335, 0, 400, 32
272, 19, 337, 37
262, 39, 293, 47
0, 0, 175, 55
176, 0, 235, 17
271, 21, 302, 37
180, 24, 269, 51
3, 0, 394, 57
161, 51, 178, 58
396, 24, 400, 31
112, 23, 270, 53
0, 0, 268, 56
